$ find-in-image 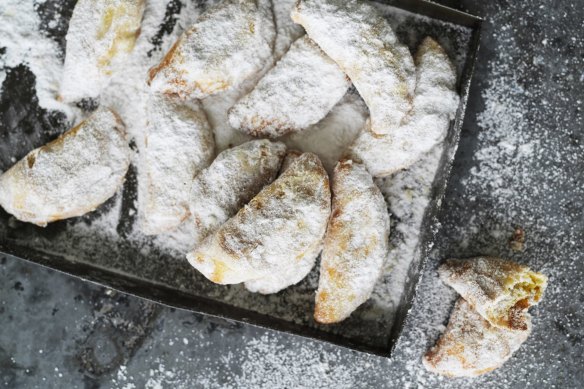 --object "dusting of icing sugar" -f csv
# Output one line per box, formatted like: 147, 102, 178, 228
189, 139, 286, 242
315, 160, 390, 324
59, 0, 145, 102
138, 97, 214, 235
228, 35, 351, 138
187, 153, 330, 290
292, 0, 416, 134
0, 0, 75, 116
148, 0, 276, 100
